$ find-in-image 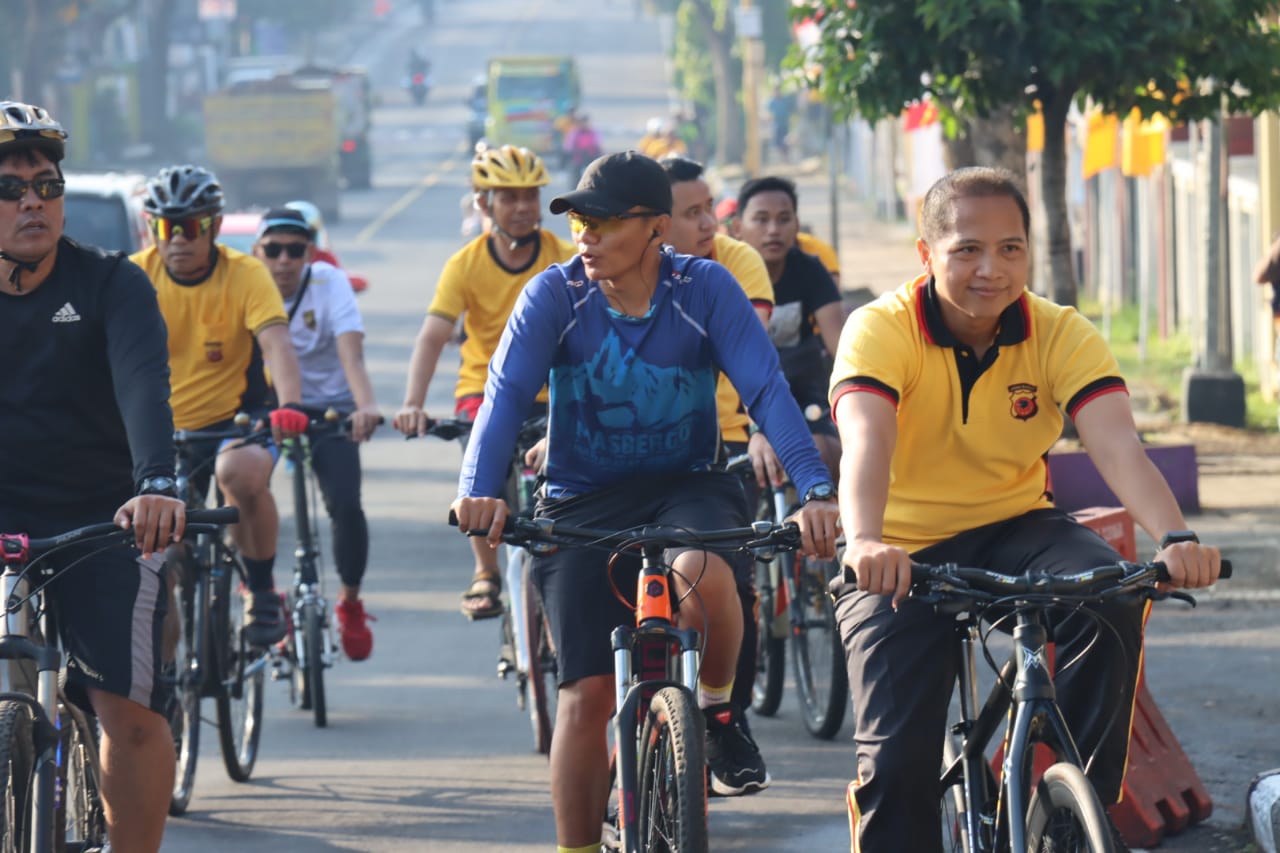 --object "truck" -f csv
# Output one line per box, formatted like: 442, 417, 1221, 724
484, 55, 580, 157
